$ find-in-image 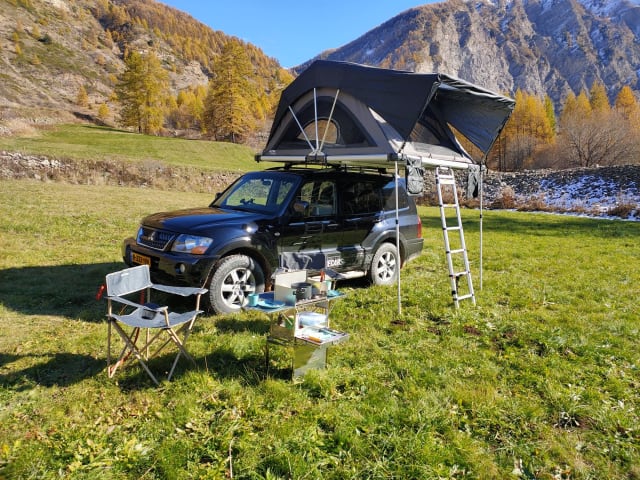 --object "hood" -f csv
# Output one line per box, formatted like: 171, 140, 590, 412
142, 207, 267, 233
